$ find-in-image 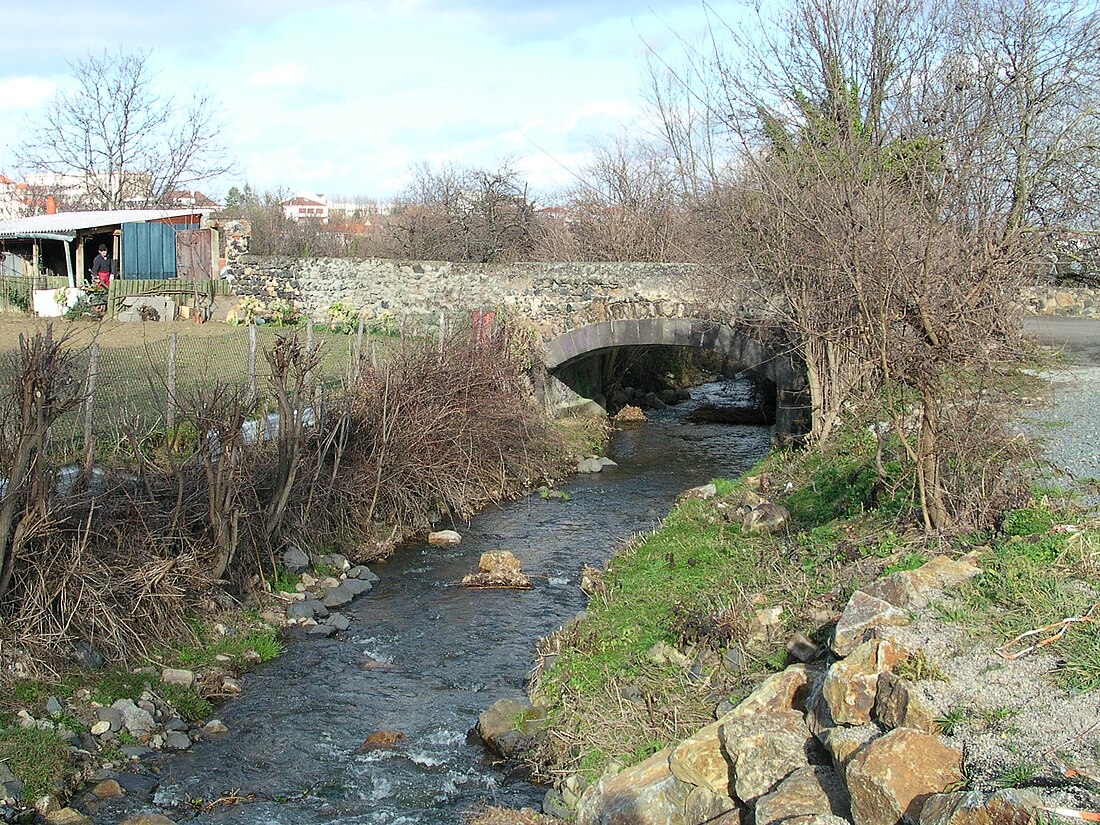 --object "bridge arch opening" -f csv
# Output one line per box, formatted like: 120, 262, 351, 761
542, 318, 809, 438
